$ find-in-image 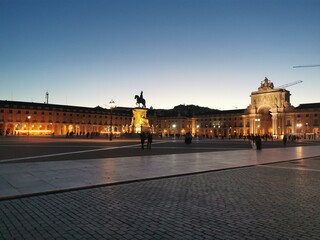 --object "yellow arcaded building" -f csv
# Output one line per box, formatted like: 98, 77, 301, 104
1, 78, 319, 139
